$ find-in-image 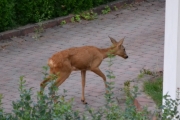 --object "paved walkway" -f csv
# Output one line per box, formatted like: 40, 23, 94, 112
0, 0, 164, 114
